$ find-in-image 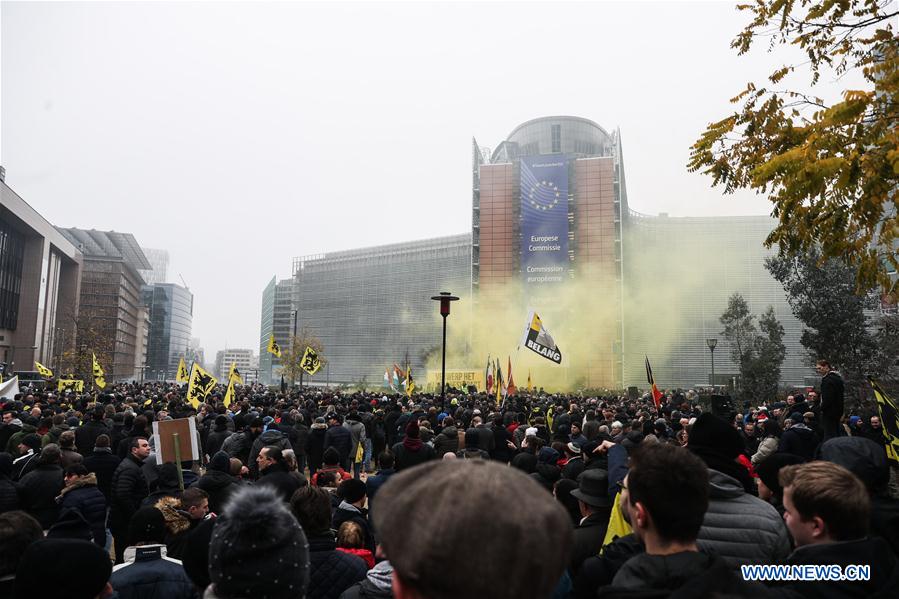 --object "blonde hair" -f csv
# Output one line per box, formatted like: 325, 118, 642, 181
336, 520, 365, 549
